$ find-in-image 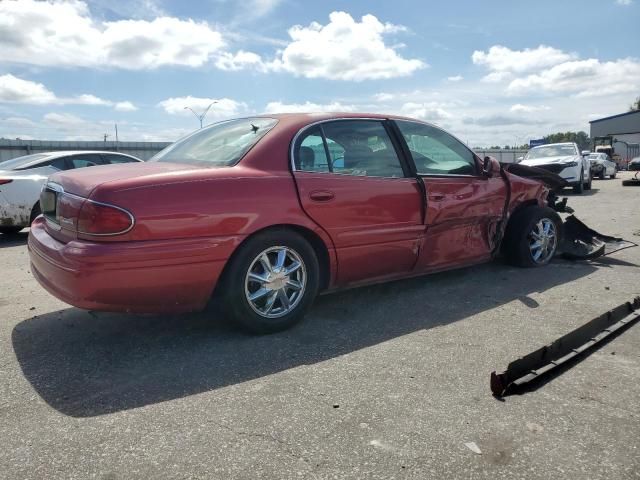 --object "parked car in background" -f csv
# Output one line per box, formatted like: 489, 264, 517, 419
586, 152, 617, 179
629, 156, 640, 171
519, 142, 591, 193
0, 151, 142, 234
29, 113, 572, 333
